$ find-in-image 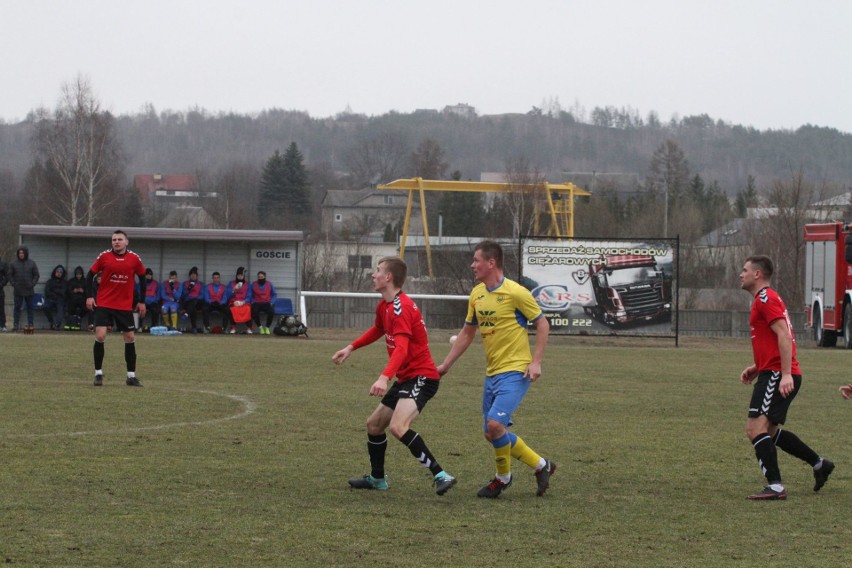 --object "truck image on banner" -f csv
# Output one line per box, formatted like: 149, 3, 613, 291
521, 237, 677, 337
586, 254, 672, 326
